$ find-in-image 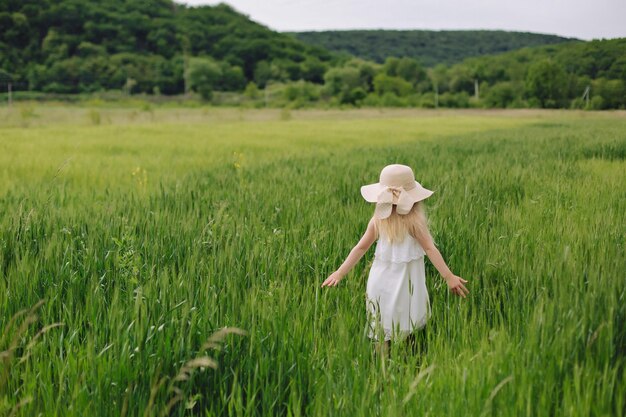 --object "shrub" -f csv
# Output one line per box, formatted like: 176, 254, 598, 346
589, 95, 605, 110
439, 91, 471, 108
